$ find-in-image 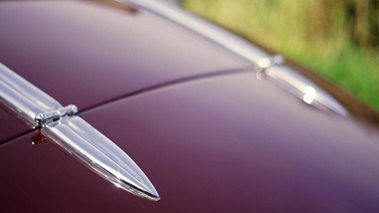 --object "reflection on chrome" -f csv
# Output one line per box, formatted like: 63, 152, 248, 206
258, 57, 271, 69
0, 63, 160, 201
255, 55, 284, 80
114, 183, 123, 188
266, 64, 348, 117
303, 87, 316, 104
